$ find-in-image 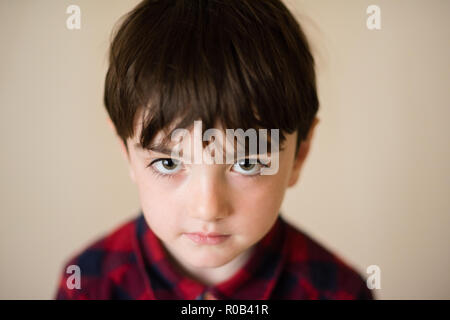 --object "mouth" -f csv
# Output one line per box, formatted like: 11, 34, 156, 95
183, 232, 231, 245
